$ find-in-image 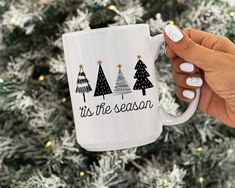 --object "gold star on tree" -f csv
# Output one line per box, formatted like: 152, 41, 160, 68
79, 64, 83, 69
137, 54, 142, 59
117, 64, 122, 69
97, 60, 102, 65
